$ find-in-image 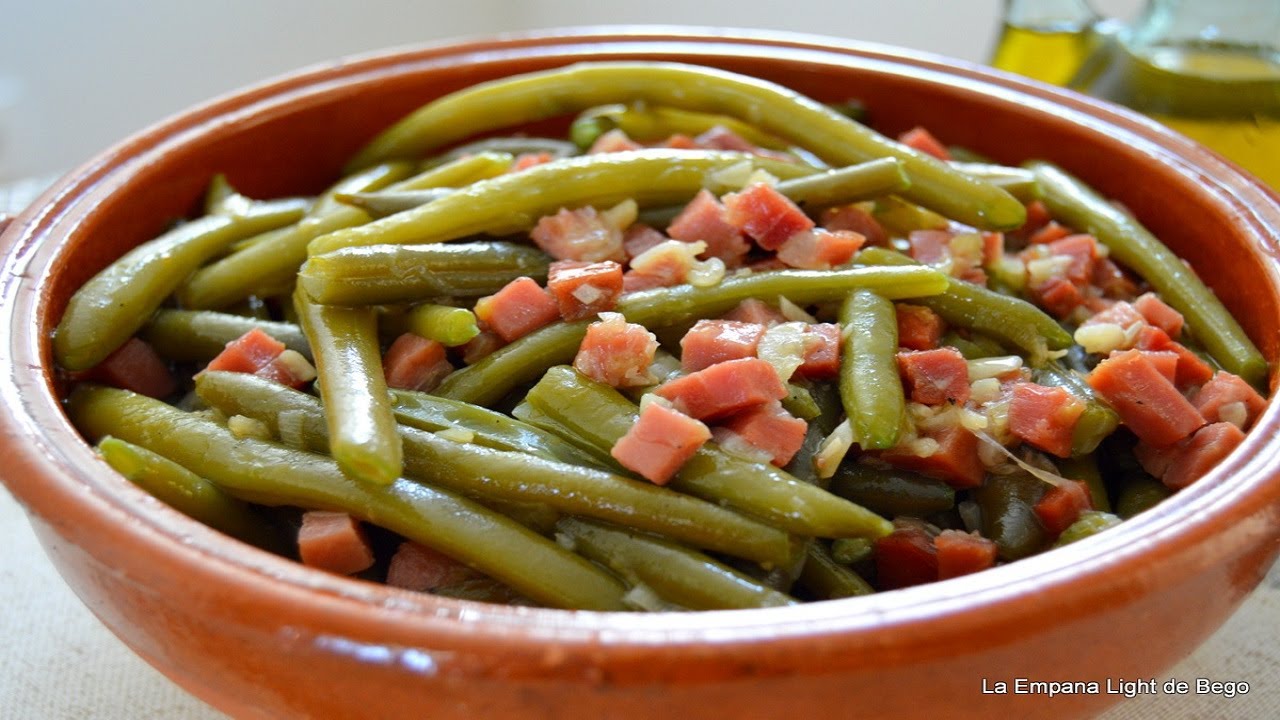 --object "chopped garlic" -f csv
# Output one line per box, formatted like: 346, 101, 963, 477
228, 414, 271, 441
969, 377, 1003, 405
757, 321, 811, 383
436, 427, 475, 444
777, 295, 817, 323
687, 257, 726, 288
967, 355, 1023, 381
1074, 322, 1127, 354
815, 419, 854, 480
601, 198, 638, 230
